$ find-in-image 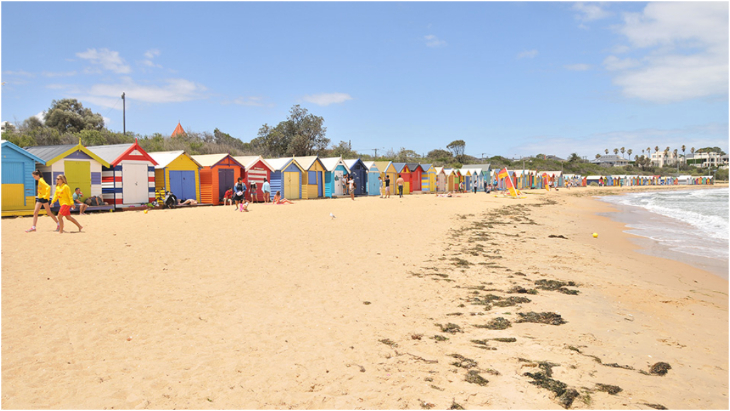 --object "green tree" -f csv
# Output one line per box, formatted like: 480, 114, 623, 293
446, 140, 466, 162
44, 99, 104, 133
329, 140, 358, 158
253, 105, 329, 157
620, 147, 625, 158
